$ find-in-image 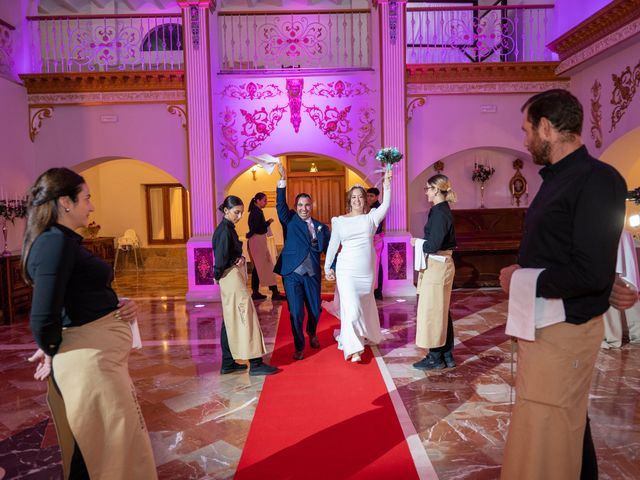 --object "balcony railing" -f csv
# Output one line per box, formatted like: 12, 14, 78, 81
217, 8, 372, 72
406, 4, 555, 64
26, 13, 183, 73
